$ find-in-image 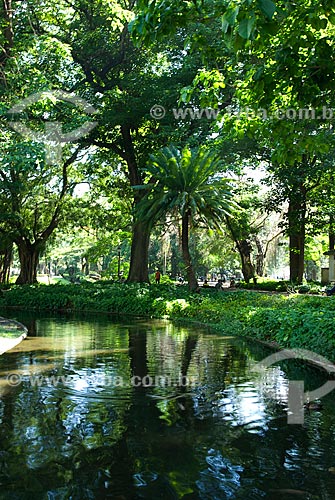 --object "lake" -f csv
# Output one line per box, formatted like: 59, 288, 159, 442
0, 311, 335, 499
